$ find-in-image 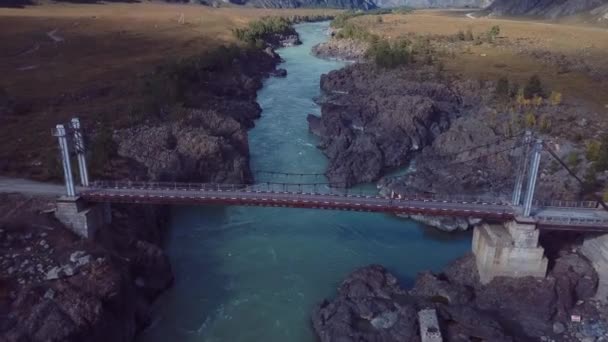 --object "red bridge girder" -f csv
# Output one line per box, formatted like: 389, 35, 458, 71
81, 192, 514, 220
